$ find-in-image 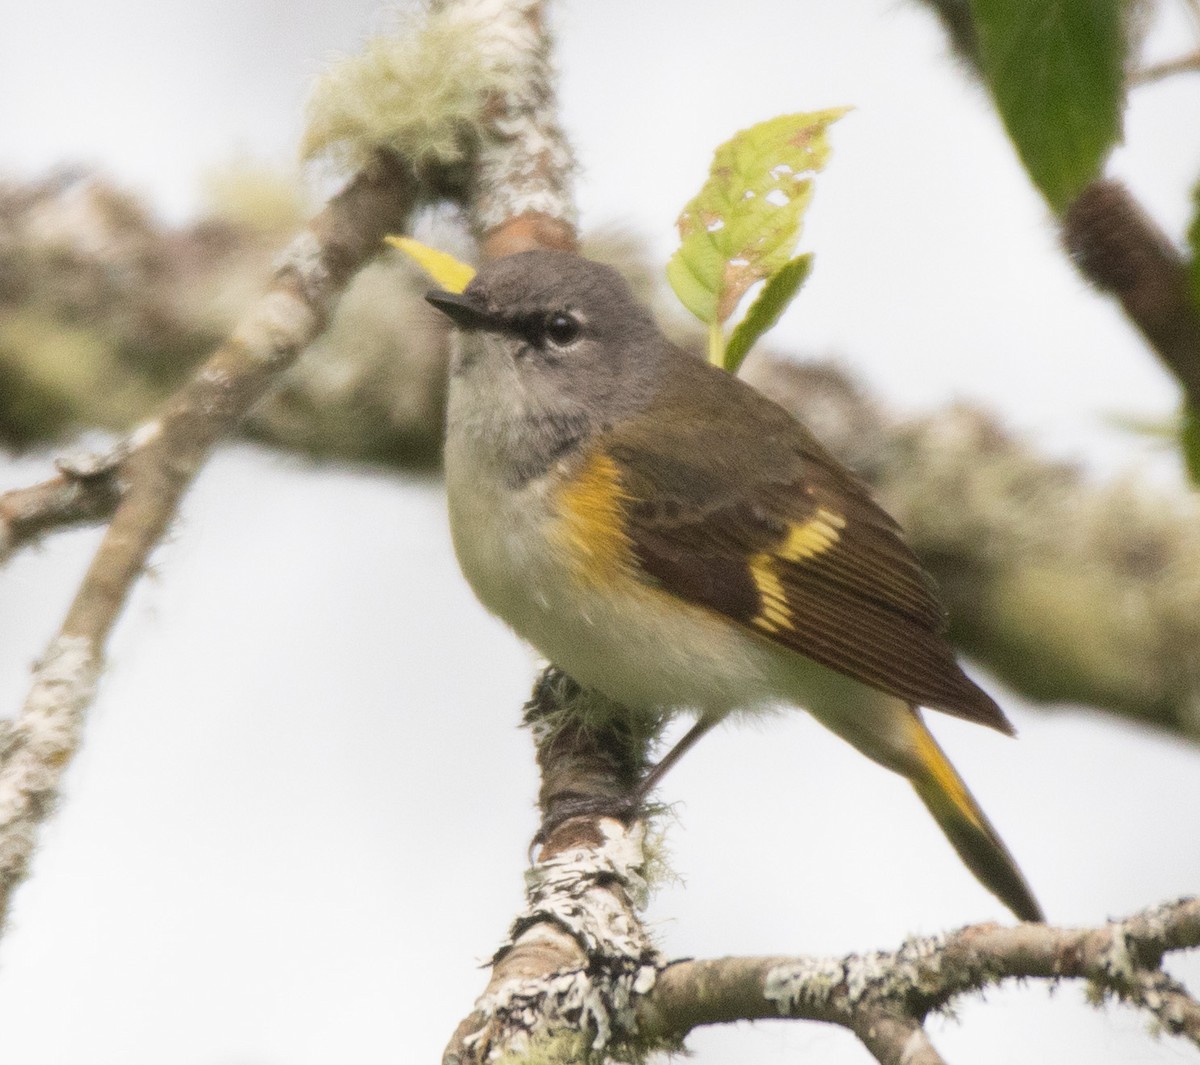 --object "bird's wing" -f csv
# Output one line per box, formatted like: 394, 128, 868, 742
605, 366, 1009, 731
